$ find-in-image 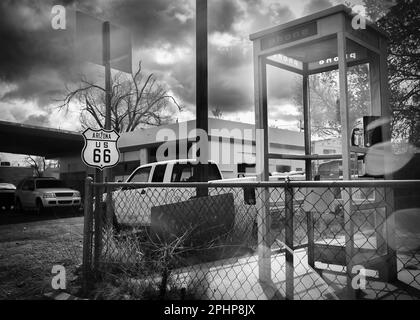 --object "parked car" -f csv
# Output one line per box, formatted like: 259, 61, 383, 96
15, 177, 82, 214
0, 183, 16, 211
